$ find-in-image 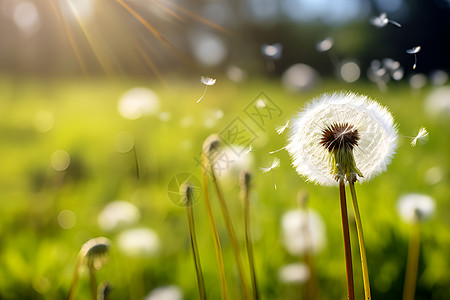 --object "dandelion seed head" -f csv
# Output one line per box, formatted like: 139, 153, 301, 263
278, 263, 310, 284
397, 194, 435, 224
281, 209, 326, 255
117, 228, 160, 257
144, 285, 183, 300
200, 76, 216, 86
98, 201, 140, 232
411, 127, 429, 146
286, 92, 398, 186
118, 87, 159, 120
425, 86, 450, 117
